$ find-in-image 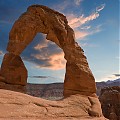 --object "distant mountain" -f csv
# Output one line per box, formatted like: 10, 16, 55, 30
96, 78, 120, 96
26, 83, 64, 100
106, 78, 120, 85
26, 78, 120, 99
